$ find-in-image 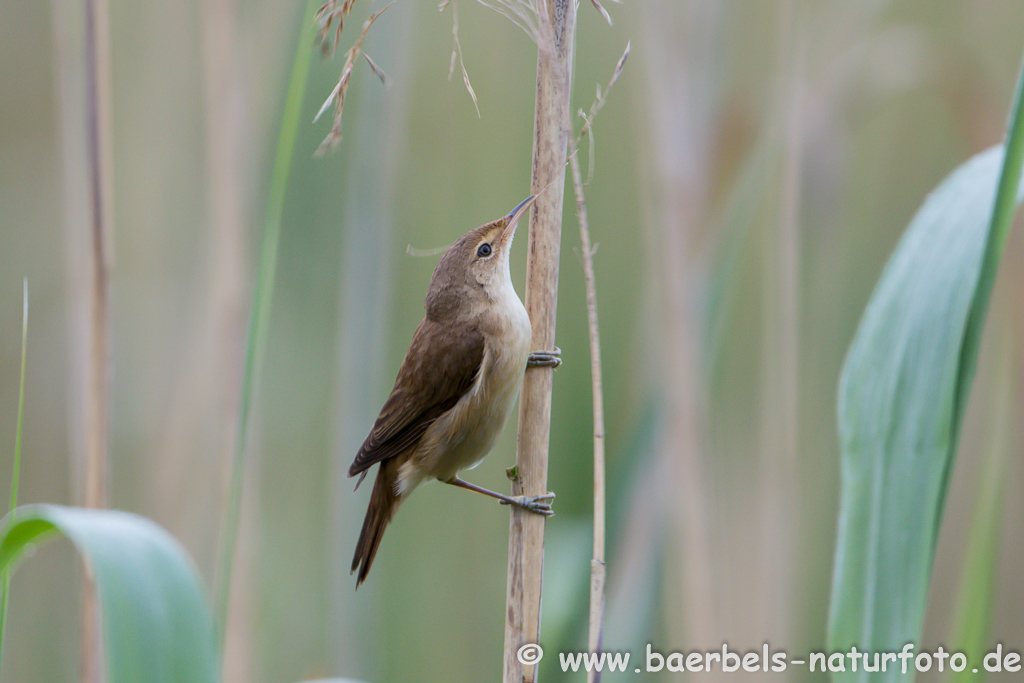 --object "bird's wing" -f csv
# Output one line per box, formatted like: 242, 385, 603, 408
349, 317, 485, 477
